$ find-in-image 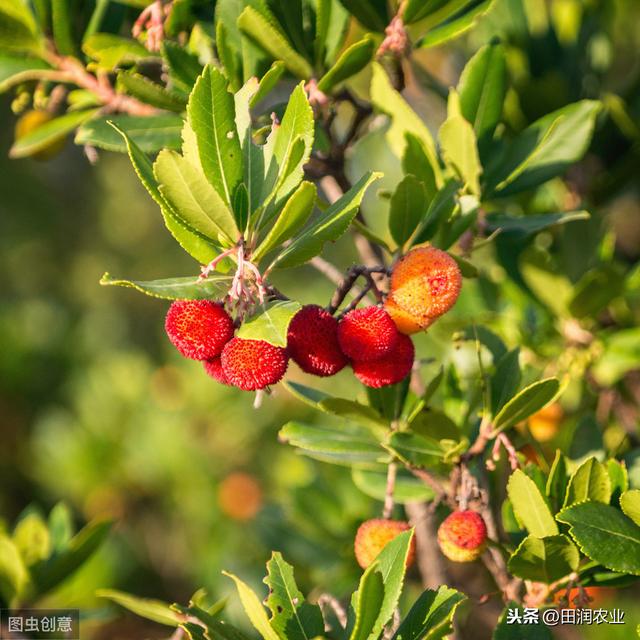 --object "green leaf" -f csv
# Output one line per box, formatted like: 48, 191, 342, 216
338, 0, 388, 31
154, 149, 240, 244
237, 300, 301, 348
439, 89, 481, 195
592, 328, 640, 386
367, 379, 411, 422
0, 53, 50, 92
251, 61, 285, 107
317, 36, 375, 93
389, 175, 427, 248
238, 6, 313, 79
82, 33, 151, 68
223, 572, 281, 640
76, 114, 183, 152
557, 502, 640, 576
110, 123, 218, 264
0, 533, 28, 606
608, 459, 629, 506
620, 490, 640, 527
188, 65, 243, 206
350, 566, 385, 640
412, 179, 459, 245
507, 469, 558, 537
282, 381, 331, 409
507, 534, 579, 583
563, 457, 611, 508
391, 586, 466, 640
485, 211, 590, 237
402, 133, 437, 200
457, 40, 506, 147
352, 468, 435, 504
279, 421, 385, 467
486, 100, 601, 197
416, 1, 494, 48
97, 590, 182, 627
51, 0, 75, 56
490, 348, 521, 415
271, 171, 381, 269
386, 431, 446, 468
264, 553, 324, 640
117, 72, 186, 112
0, 0, 42, 53
318, 398, 388, 431
162, 41, 203, 94
10, 109, 98, 158
492, 378, 560, 433
13, 513, 50, 566
546, 450, 568, 514
568, 264, 627, 319
370, 63, 440, 182
48, 503, 73, 552
30, 520, 111, 595
253, 182, 317, 262
100, 273, 233, 300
